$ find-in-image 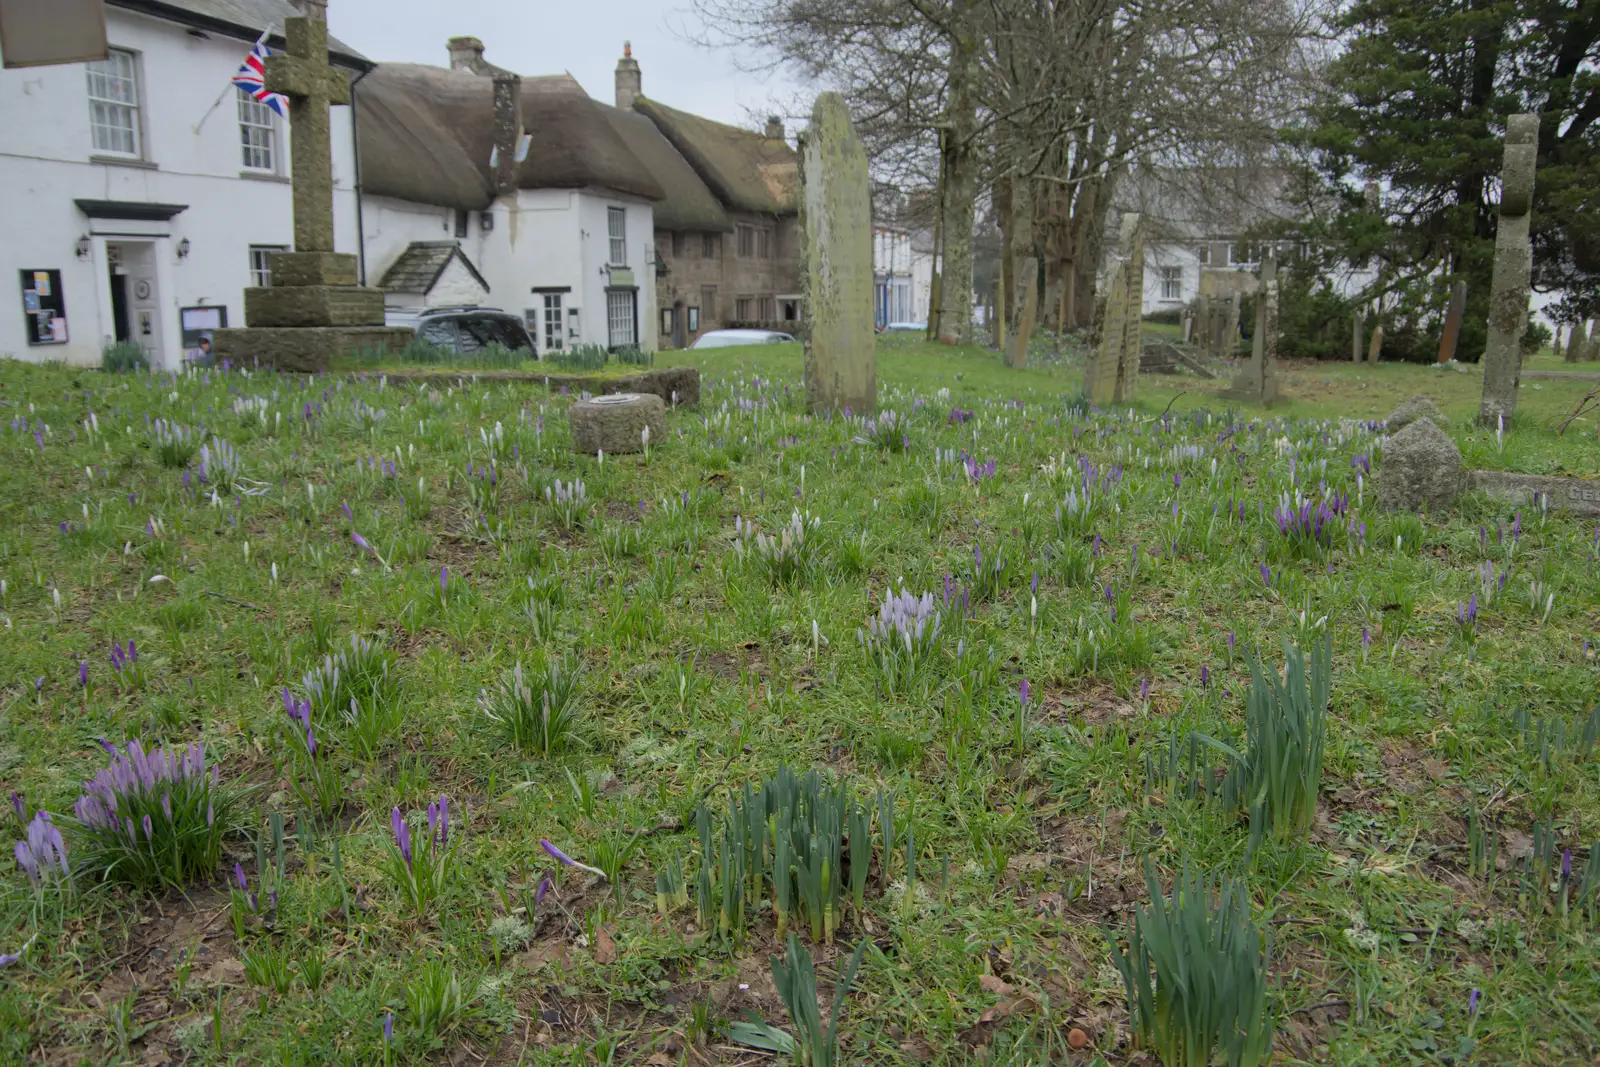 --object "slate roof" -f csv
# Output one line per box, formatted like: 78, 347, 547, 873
634, 97, 797, 217
356, 64, 665, 211
376, 242, 489, 295
110, 0, 368, 67
598, 105, 730, 233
